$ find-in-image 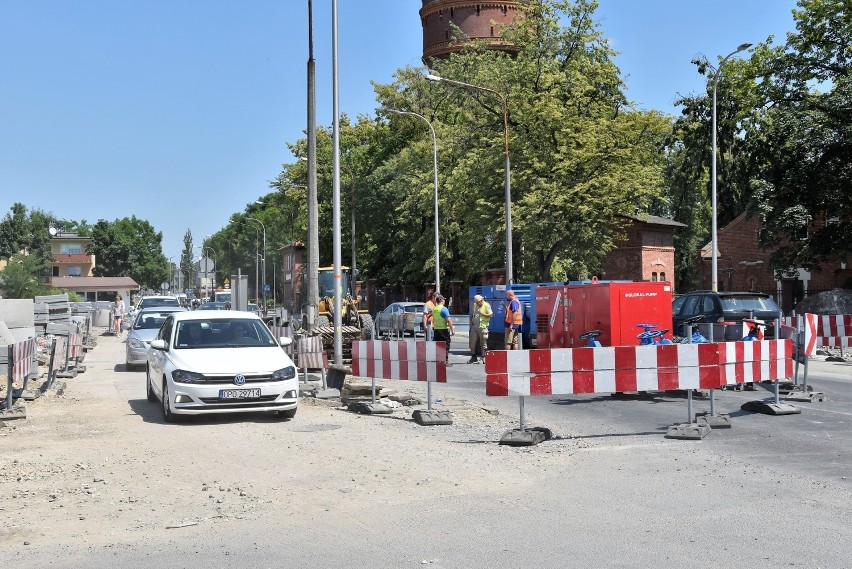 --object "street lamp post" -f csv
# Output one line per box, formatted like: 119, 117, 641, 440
384, 108, 441, 293
426, 72, 513, 284
245, 217, 267, 314
711, 42, 752, 292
